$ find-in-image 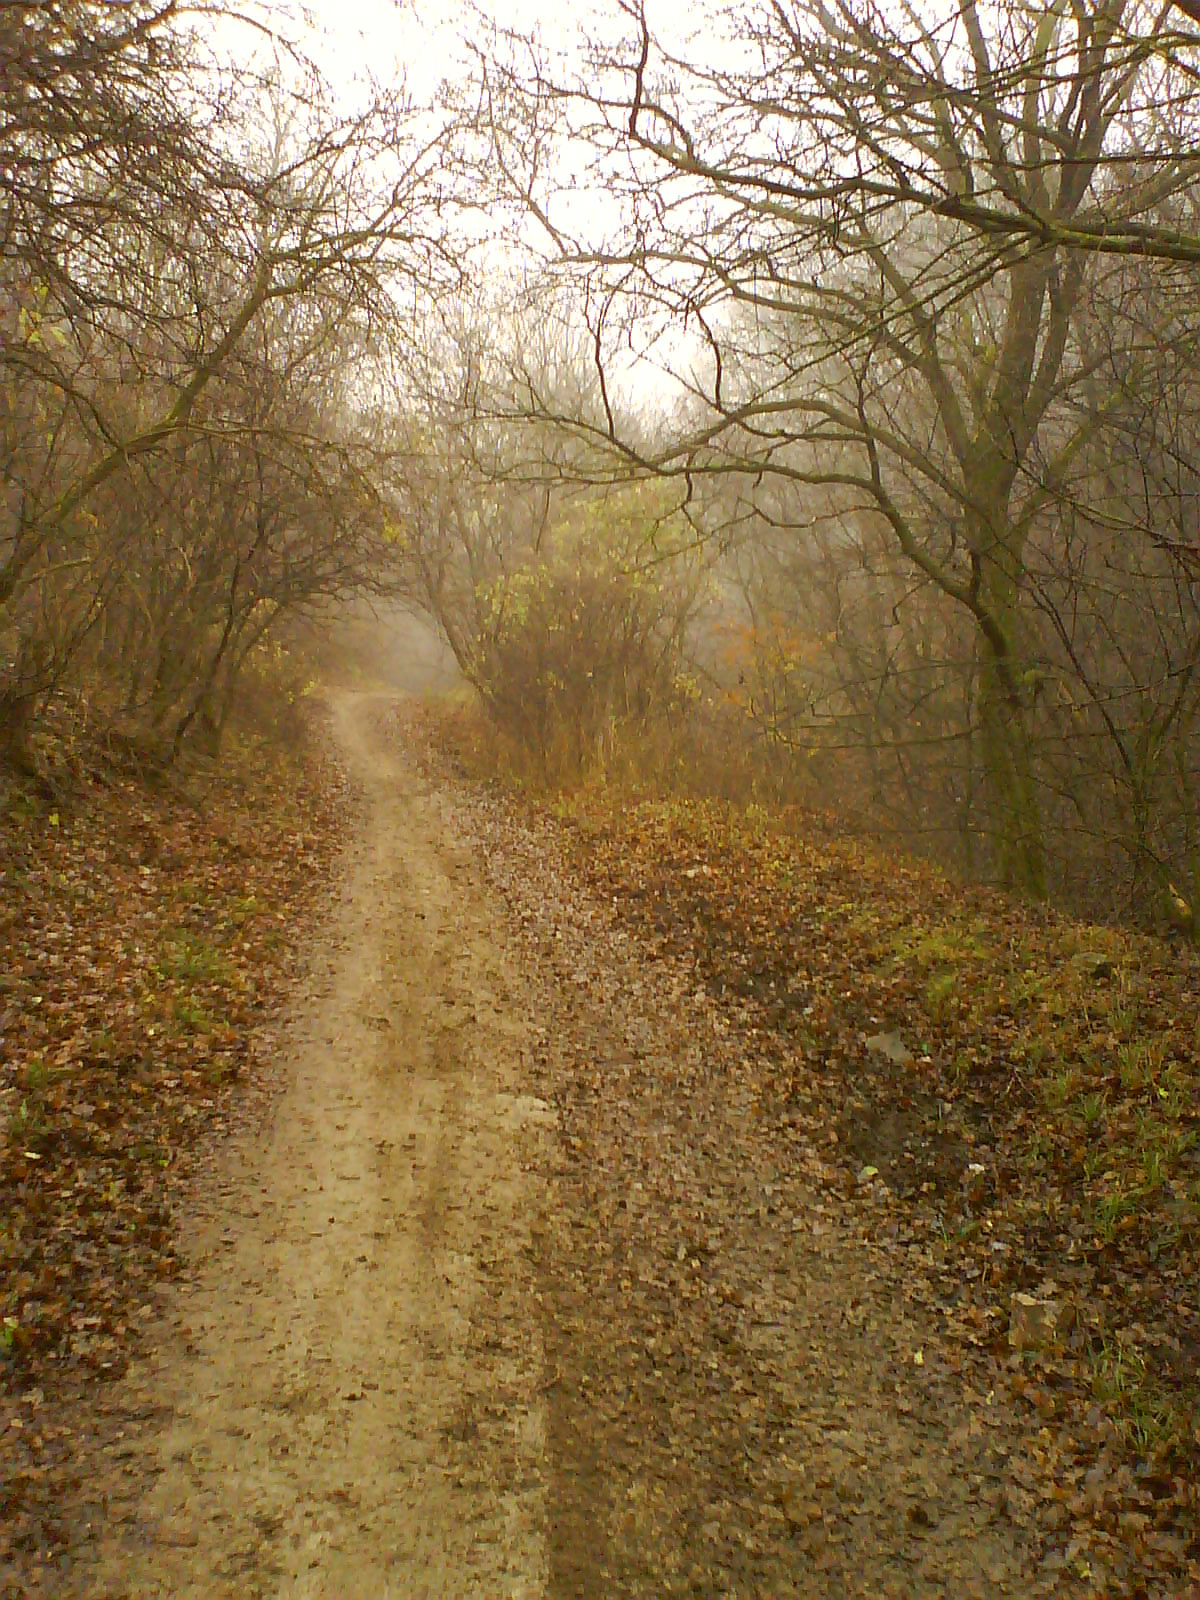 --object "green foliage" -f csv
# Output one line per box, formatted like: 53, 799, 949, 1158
472, 483, 703, 780
7, 1060, 49, 1153
172, 997, 214, 1034
156, 933, 232, 986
